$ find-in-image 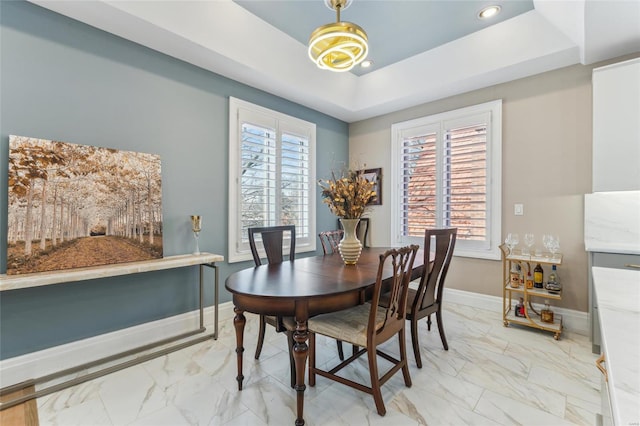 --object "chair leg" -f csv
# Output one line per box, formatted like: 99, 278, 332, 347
426, 314, 432, 331
367, 344, 386, 416
410, 317, 422, 368
287, 331, 295, 388
255, 315, 266, 359
309, 332, 316, 387
398, 329, 412, 387
435, 309, 449, 350
336, 340, 345, 361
